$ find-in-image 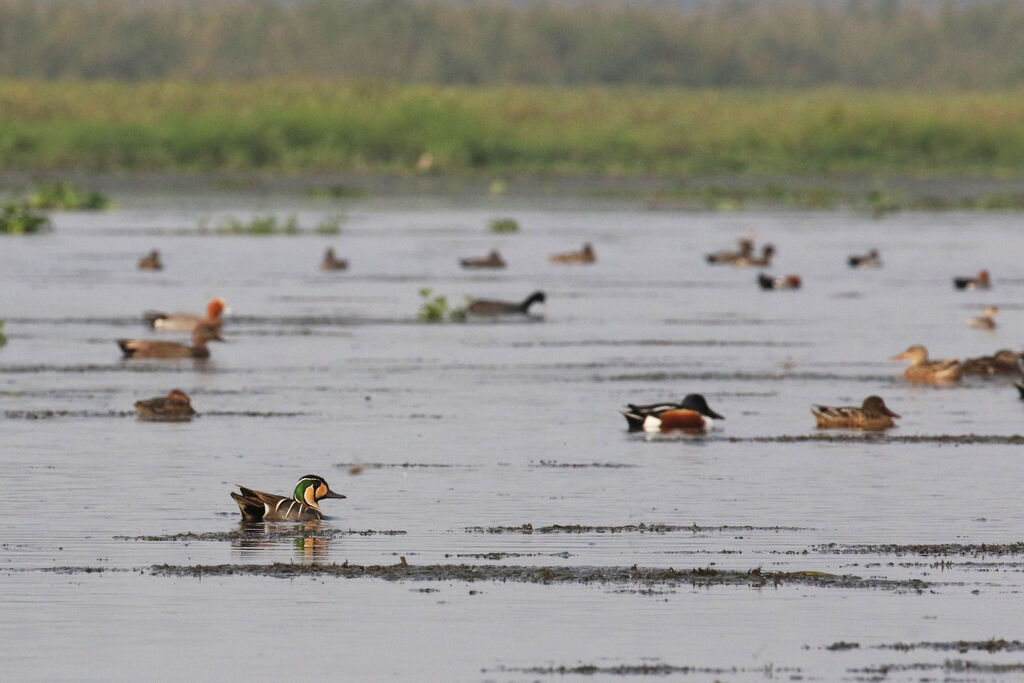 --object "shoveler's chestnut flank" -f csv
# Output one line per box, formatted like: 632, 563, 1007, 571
706, 236, 754, 264
954, 270, 990, 290
231, 475, 346, 522
961, 349, 1022, 376
144, 297, 228, 331
812, 396, 900, 430
848, 248, 881, 268
549, 243, 595, 264
134, 389, 196, 420
758, 273, 801, 290
460, 250, 506, 268
621, 394, 725, 432
891, 345, 962, 384
733, 244, 775, 267
118, 324, 223, 359
625, 394, 724, 434
321, 247, 348, 271
966, 306, 999, 330
138, 249, 163, 270
467, 291, 545, 315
